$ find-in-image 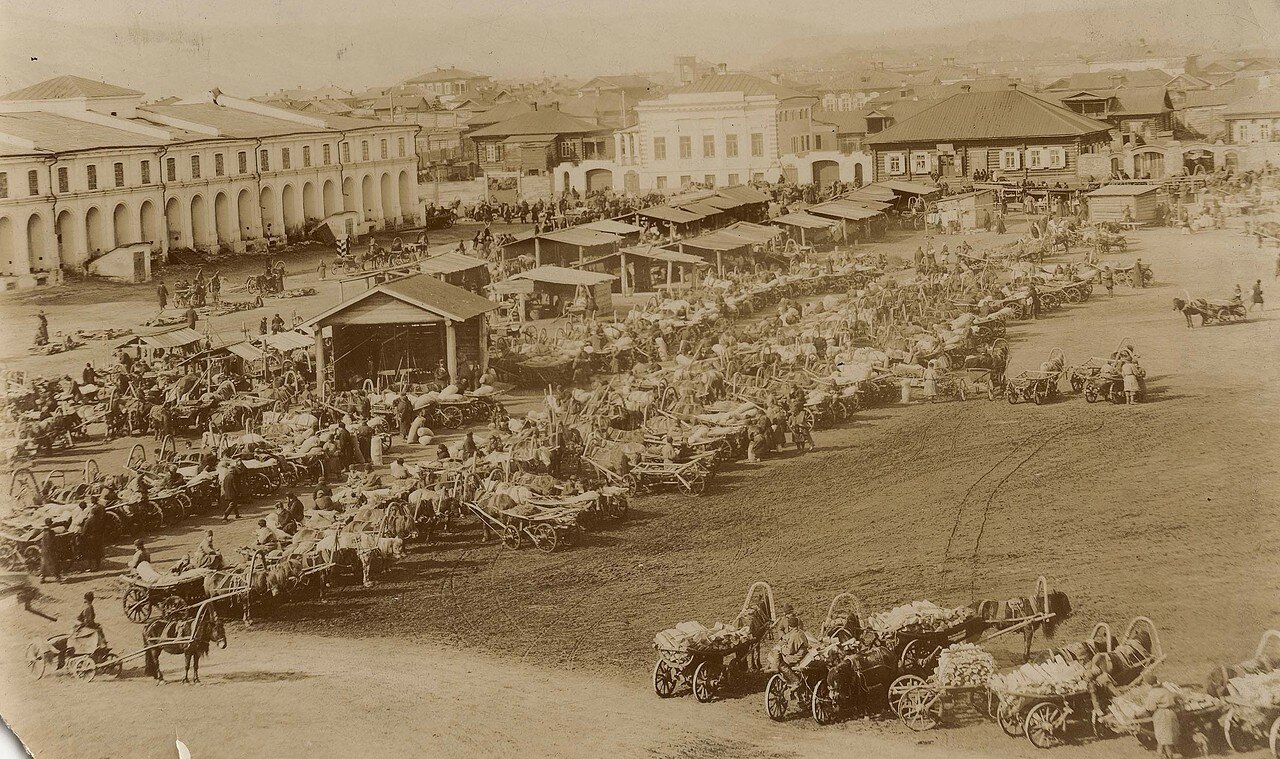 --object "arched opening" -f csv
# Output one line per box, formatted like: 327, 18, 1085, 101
237, 189, 257, 240
27, 214, 51, 272
811, 160, 840, 188
380, 173, 396, 220
139, 200, 160, 250
260, 185, 279, 237
1133, 151, 1165, 180
165, 197, 183, 247
562, 172, 571, 193
361, 174, 377, 221
282, 184, 303, 231
303, 181, 321, 221
190, 194, 212, 248
585, 168, 613, 193
342, 177, 357, 213
1110, 157, 1122, 175
113, 203, 132, 247
323, 179, 340, 217
0, 217, 14, 275
85, 207, 109, 255
56, 209, 75, 267
623, 171, 640, 194
397, 171, 413, 221
1183, 148, 1214, 175
853, 162, 864, 186
214, 191, 237, 244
